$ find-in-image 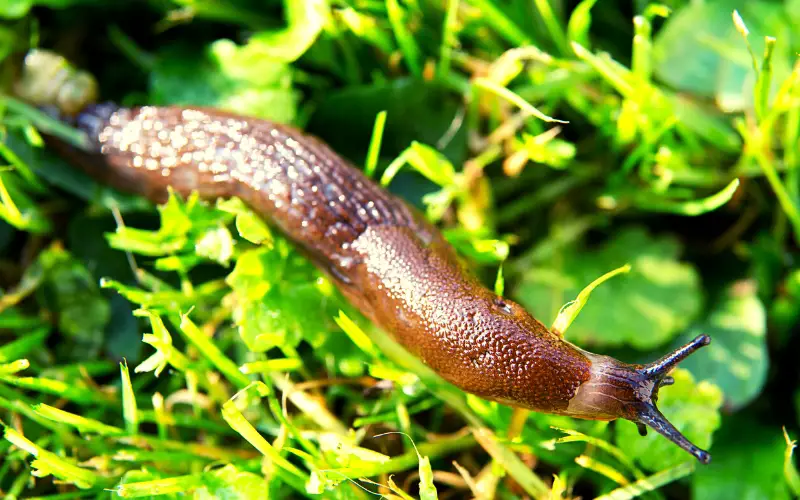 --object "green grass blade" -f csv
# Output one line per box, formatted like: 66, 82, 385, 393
386, 0, 422, 76
633, 178, 741, 216
594, 461, 695, 500
176, 313, 250, 389
472, 427, 549, 499
120, 360, 139, 434
33, 403, 125, 436
364, 110, 388, 178
785, 428, 800, 496
474, 78, 567, 124
4, 427, 99, 488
